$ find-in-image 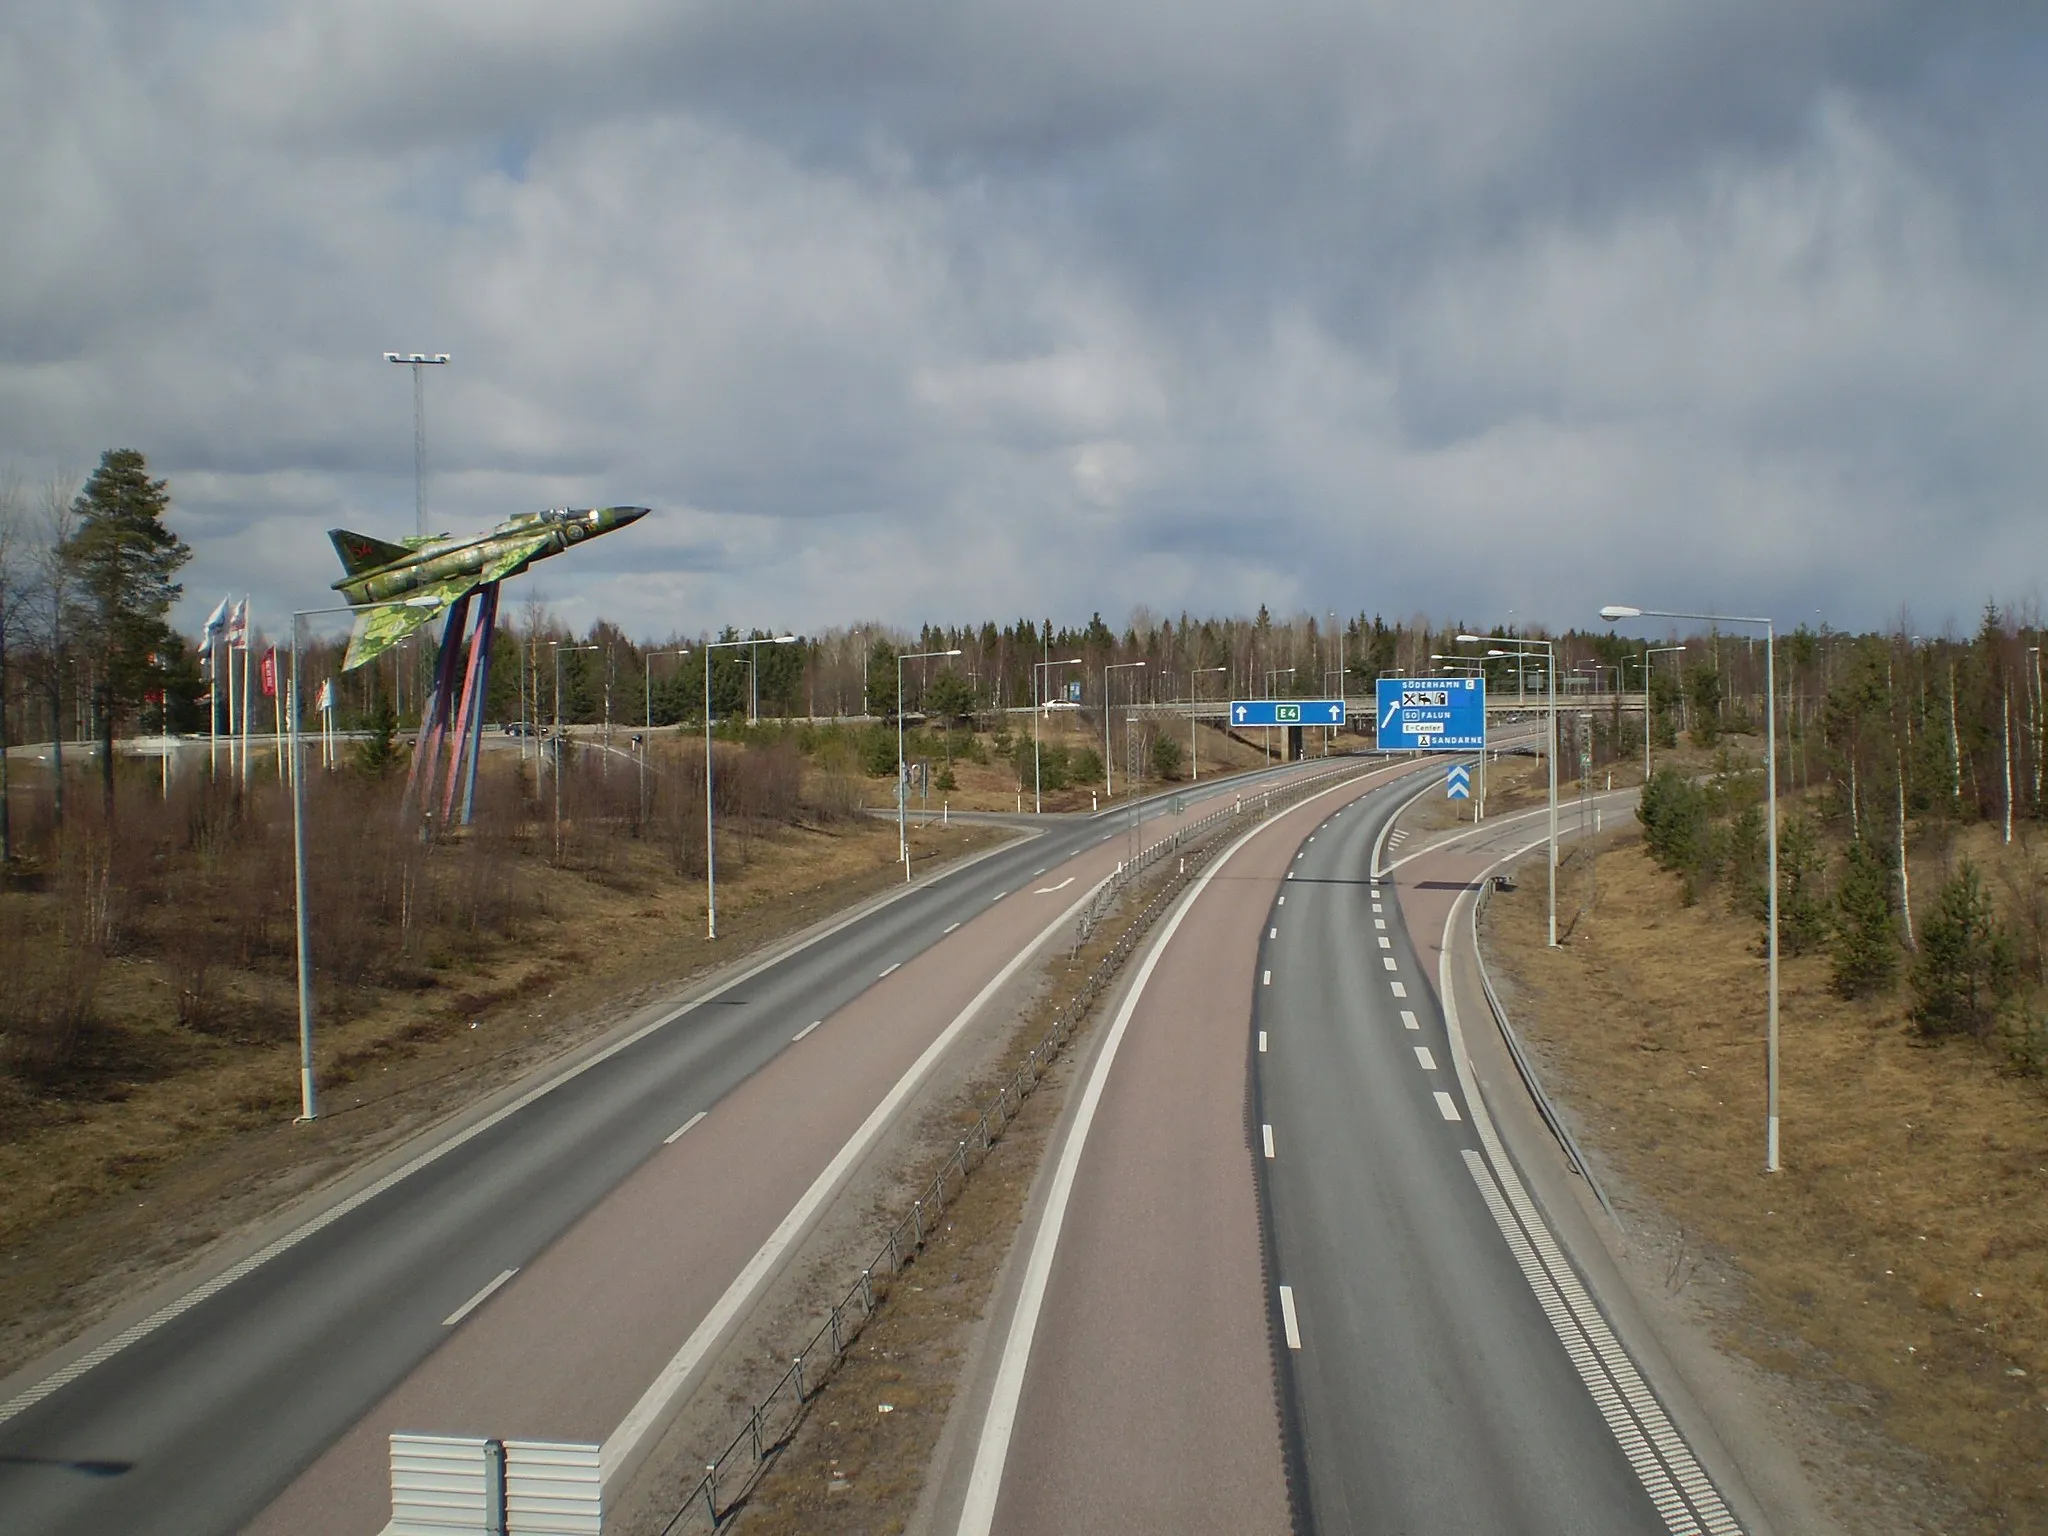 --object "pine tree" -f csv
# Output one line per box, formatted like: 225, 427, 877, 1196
355, 696, 402, 776
62, 450, 193, 810
1910, 861, 2018, 1038
1831, 838, 1899, 998
64, 451, 192, 709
